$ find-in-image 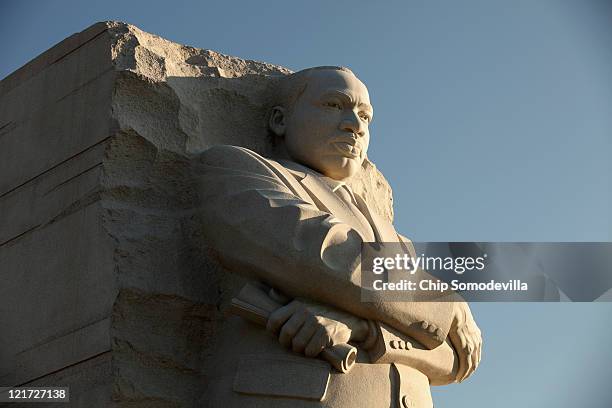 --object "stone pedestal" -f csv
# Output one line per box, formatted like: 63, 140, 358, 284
0, 22, 393, 406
